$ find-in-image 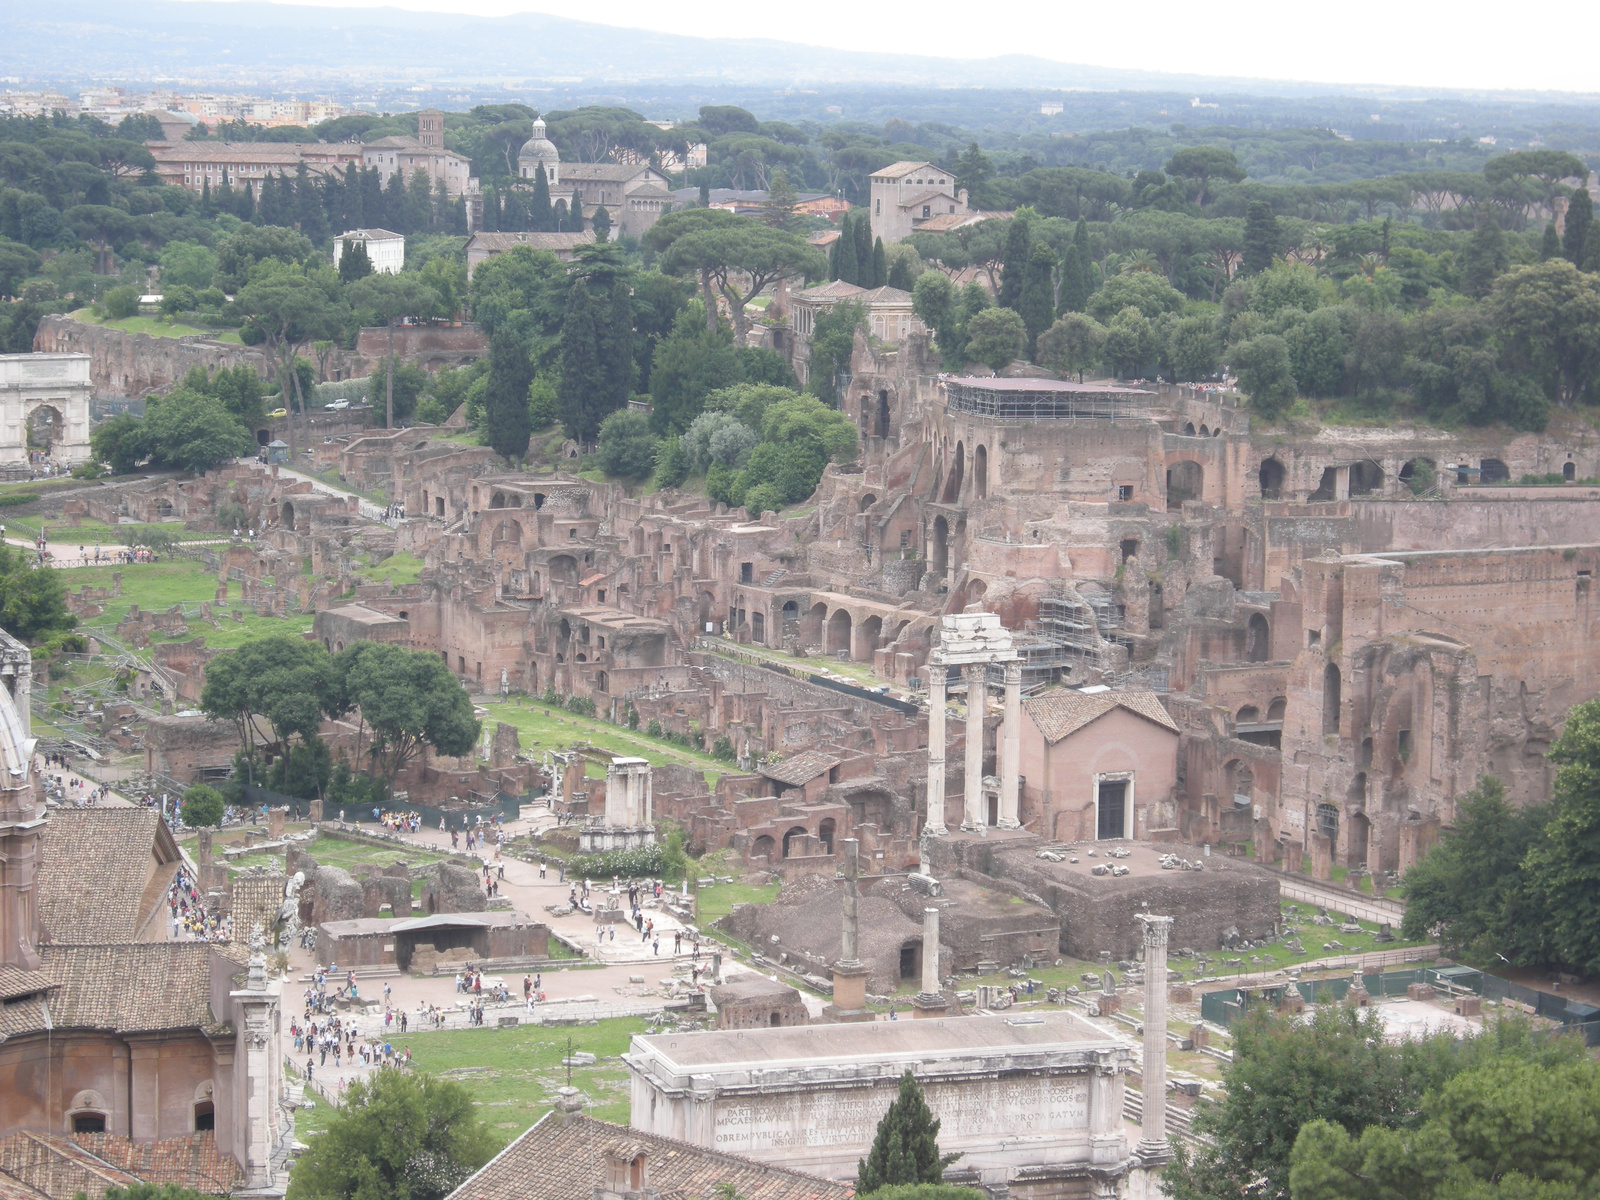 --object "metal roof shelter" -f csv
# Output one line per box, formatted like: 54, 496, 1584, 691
943, 376, 1154, 420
